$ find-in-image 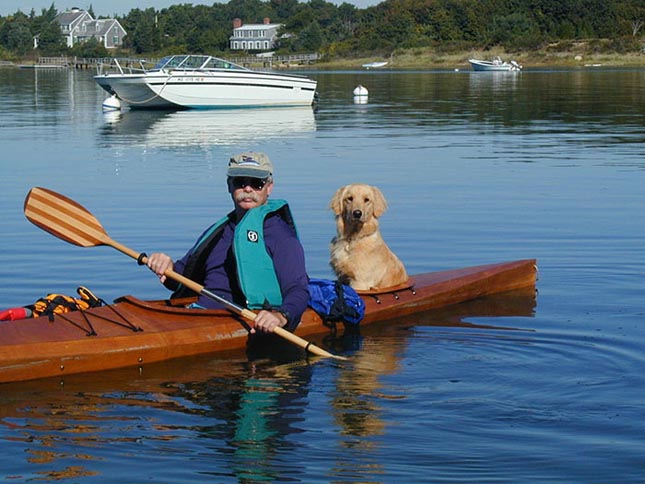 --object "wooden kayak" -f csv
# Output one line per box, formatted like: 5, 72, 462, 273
0, 259, 537, 383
